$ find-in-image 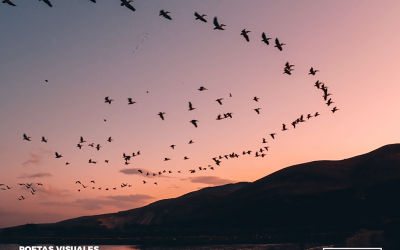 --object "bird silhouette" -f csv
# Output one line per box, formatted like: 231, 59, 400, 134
216, 114, 223, 120
216, 98, 224, 105
314, 80, 322, 89
194, 12, 207, 22
190, 120, 199, 128
3, 0, 17, 6
65, 162, 70, 165
213, 17, 226, 30
171, 145, 176, 149
23, 134, 31, 141
39, 0, 53, 7
120, 0, 135, 11
105, 96, 114, 104
159, 10, 172, 20
189, 140, 194, 144
158, 112, 166, 120
253, 96, 259, 102
143, 181, 146, 184
275, 38, 285, 51
184, 156, 189, 160
80, 136, 86, 143
326, 98, 334, 106
127, 98, 136, 105
188, 102, 196, 111
96, 144, 101, 151
270, 133, 276, 139
198, 86, 208, 91
331, 107, 339, 113
240, 29, 251, 42
307, 114, 313, 119
164, 158, 171, 161
55, 152, 62, 158
262, 138, 267, 143
107, 137, 113, 142
77, 144, 82, 149
41, 136, 47, 143
309, 67, 319, 75
282, 124, 288, 131
261, 32, 271, 45
314, 112, 320, 117
283, 68, 292, 75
